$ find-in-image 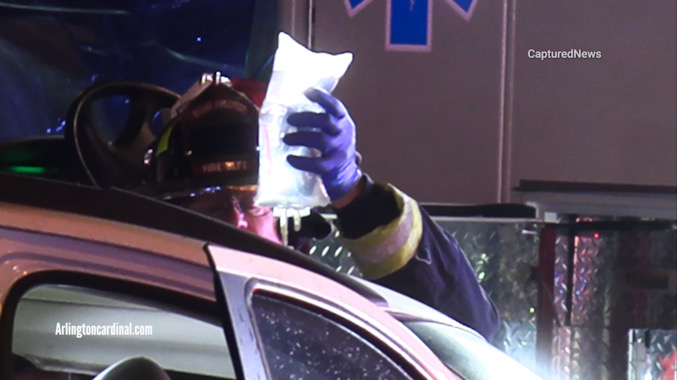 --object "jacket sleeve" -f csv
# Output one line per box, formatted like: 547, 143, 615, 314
334, 177, 500, 340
